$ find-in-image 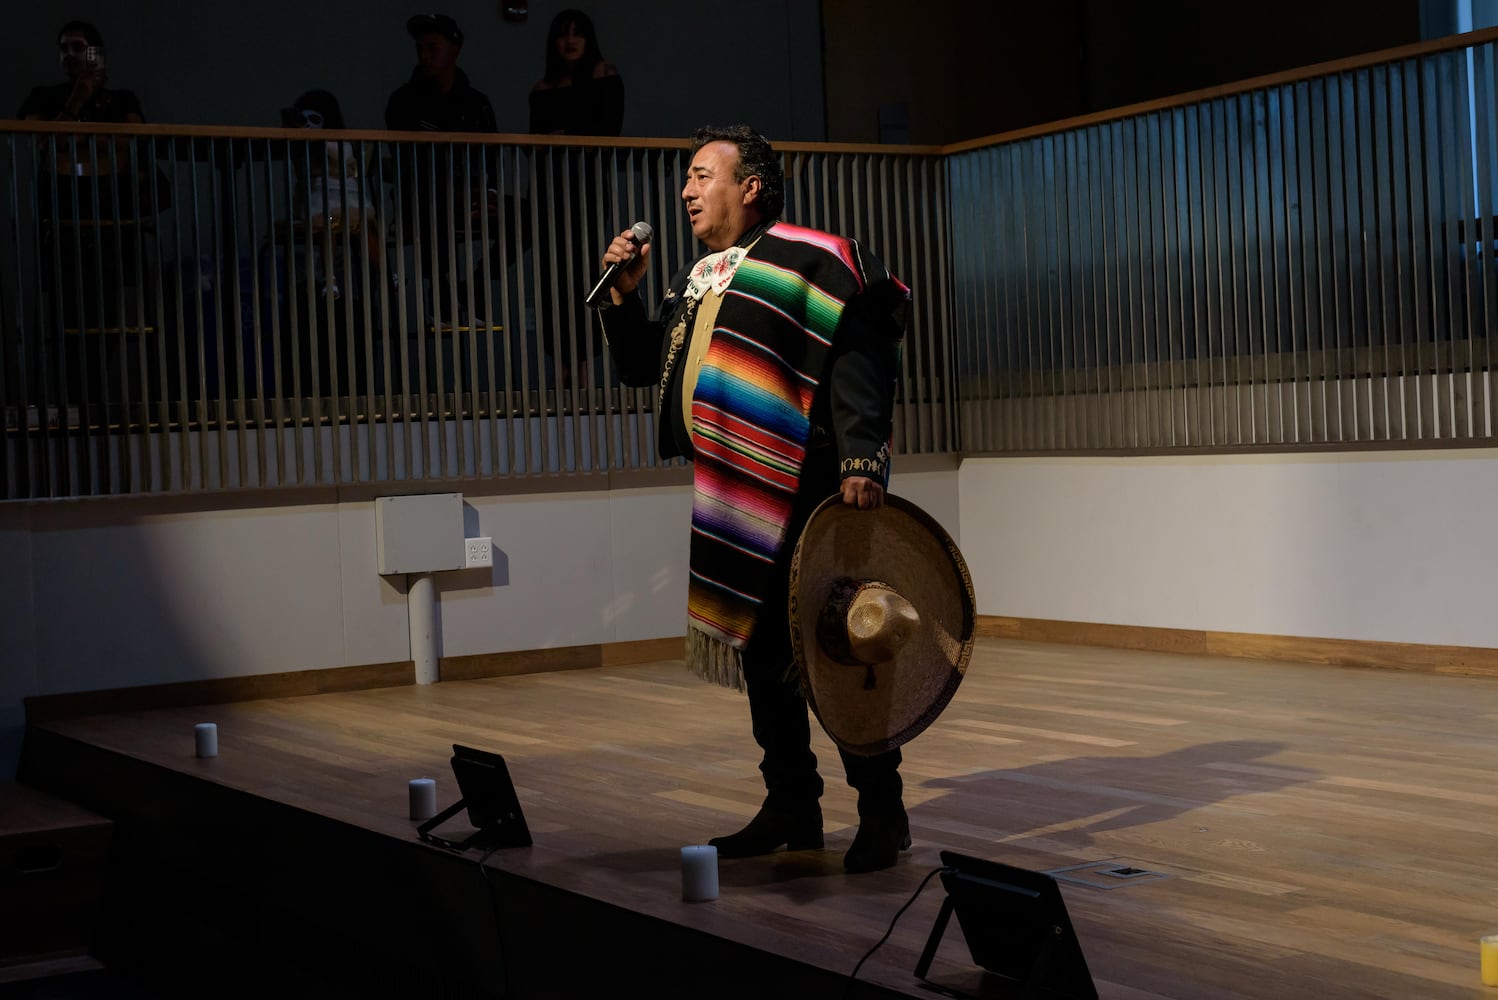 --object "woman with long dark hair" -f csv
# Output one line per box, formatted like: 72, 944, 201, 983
528, 9, 623, 137
526, 10, 624, 388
